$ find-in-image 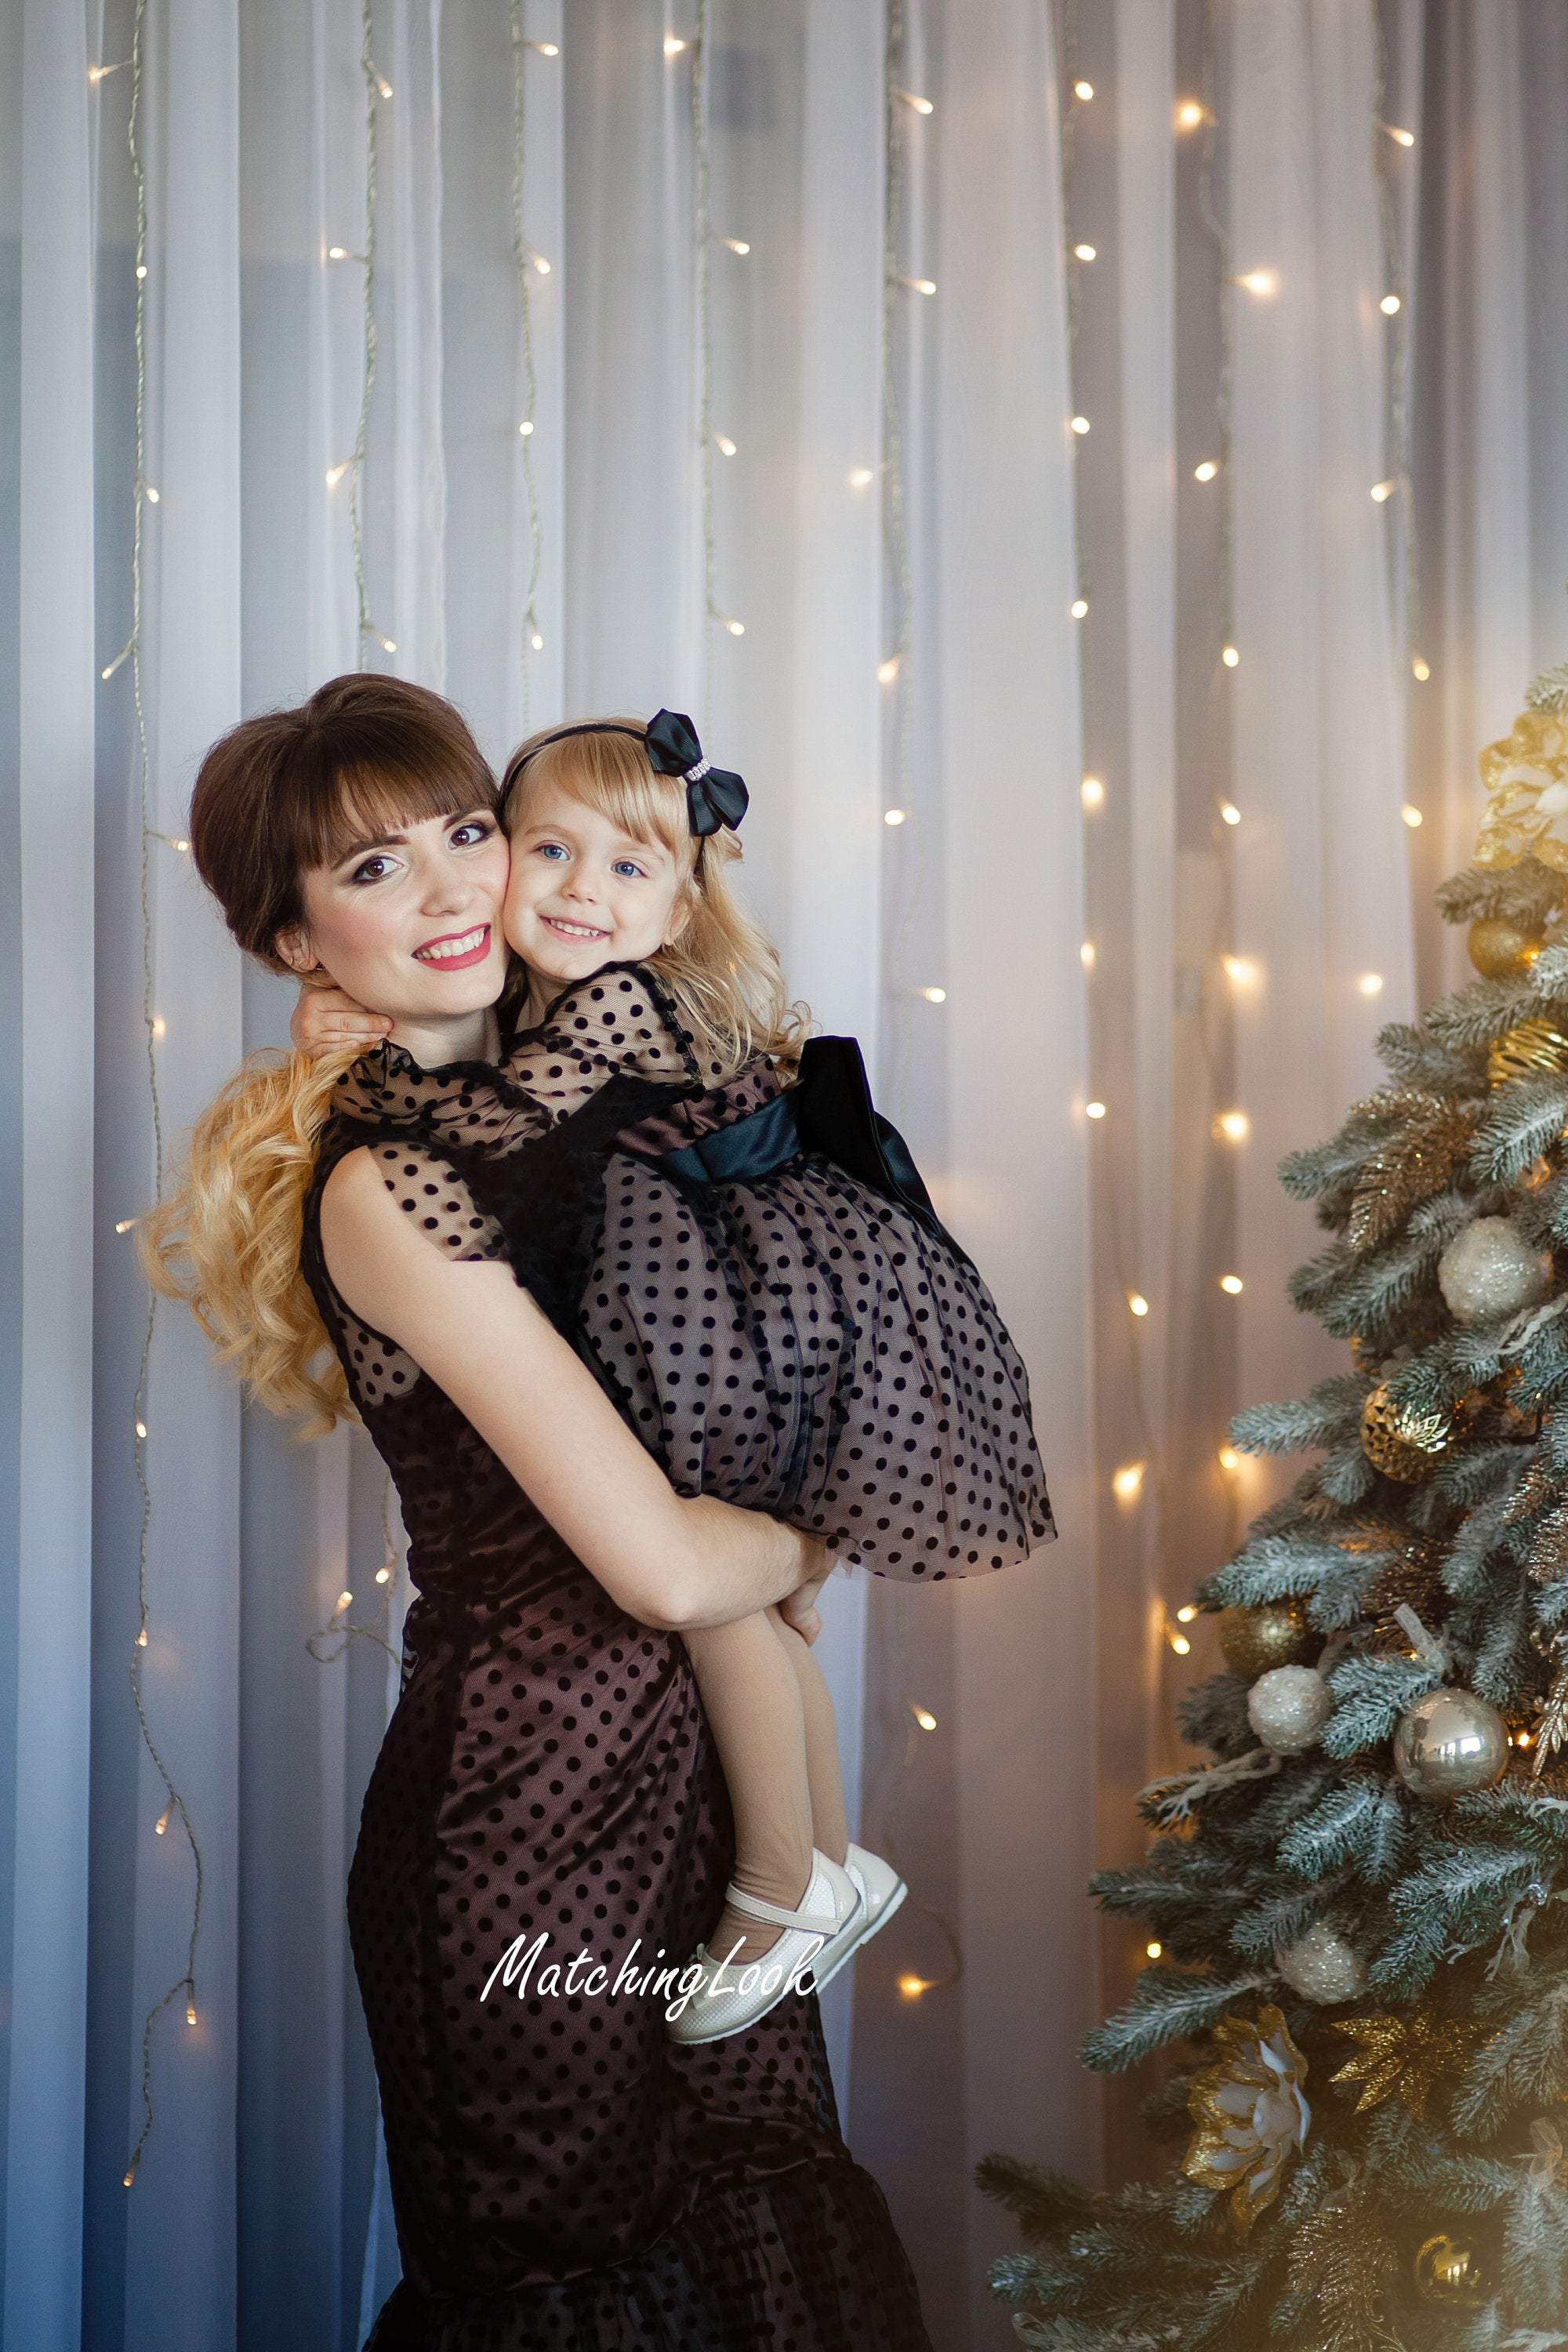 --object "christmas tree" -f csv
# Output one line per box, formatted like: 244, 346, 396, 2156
982, 668, 1568, 2351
